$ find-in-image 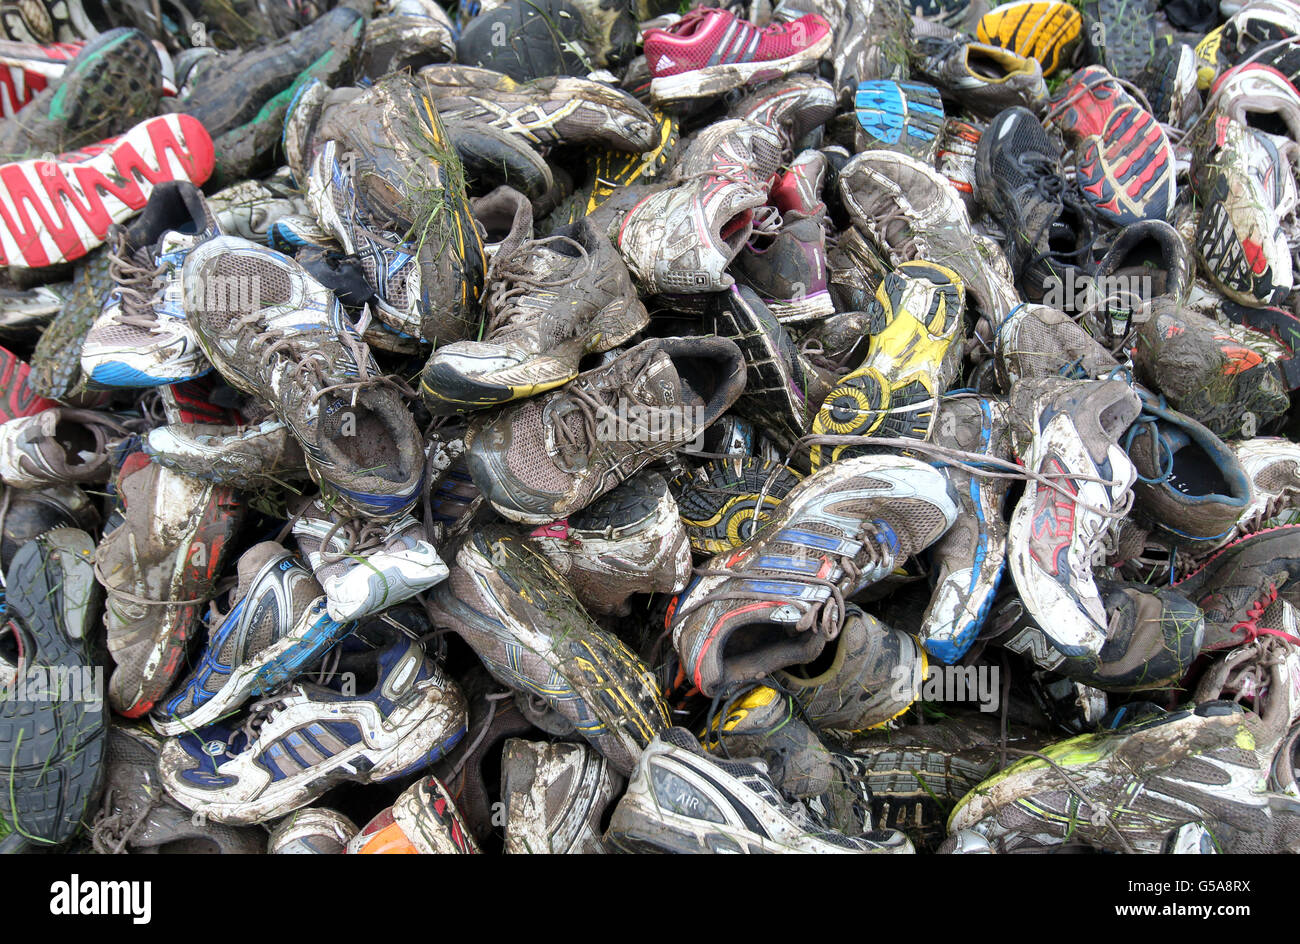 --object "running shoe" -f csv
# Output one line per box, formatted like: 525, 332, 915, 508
524, 470, 691, 617
501, 739, 623, 854
670, 454, 957, 696
421, 209, 649, 413
292, 499, 448, 622
158, 635, 468, 825
80, 182, 218, 388
150, 542, 354, 737
347, 774, 479, 854
182, 235, 425, 519
0, 26, 160, 158
605, 727, 915, 853
0, 112, 214, 268
464, 335, 745, 524
810, 260, 966, 469
0, 528, 103, 850
643, 7, 831, 106
975, 0, 1083, 76
98, 451, 243, 718
919, 395, 1011, 663
432, 526, 670, 774
1005, 376, 1140, 658
669, 455, 802, 555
